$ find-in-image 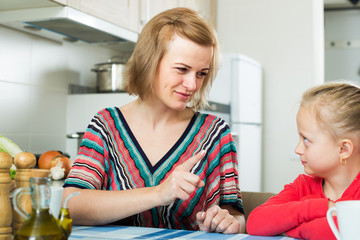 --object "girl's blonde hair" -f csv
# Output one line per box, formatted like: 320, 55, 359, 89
124, 7, 219, 110
300, 81, 360, 140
